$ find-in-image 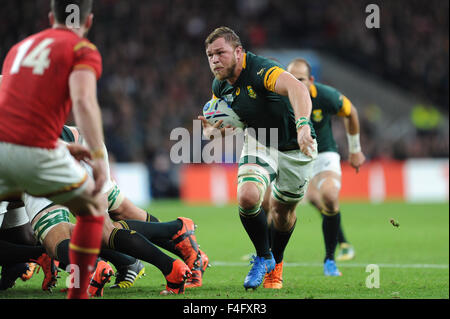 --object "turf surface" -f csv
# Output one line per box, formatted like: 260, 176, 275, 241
0, 201, 448, 300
